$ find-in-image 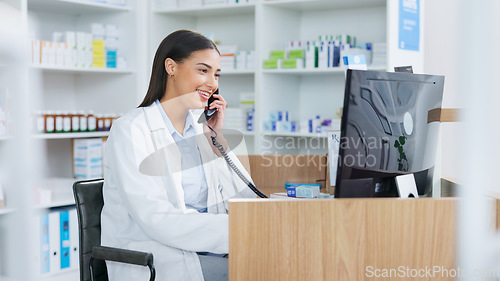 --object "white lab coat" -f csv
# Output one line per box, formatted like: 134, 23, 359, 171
101, 103, 256, 281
